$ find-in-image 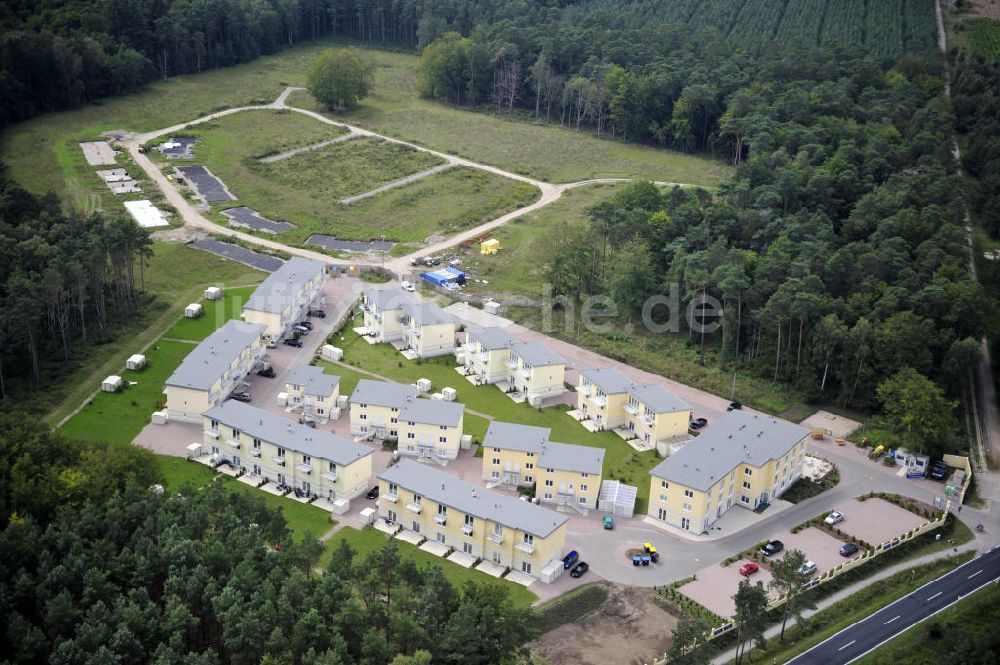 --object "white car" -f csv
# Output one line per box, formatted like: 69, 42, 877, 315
824, 510, 845, 525
798, 560, 817, 576
401, 281, 415, 292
